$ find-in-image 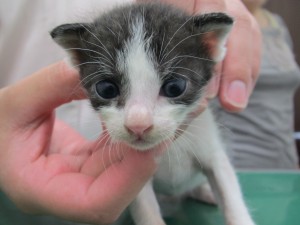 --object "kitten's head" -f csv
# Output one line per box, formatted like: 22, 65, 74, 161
51, 3, 233, 151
